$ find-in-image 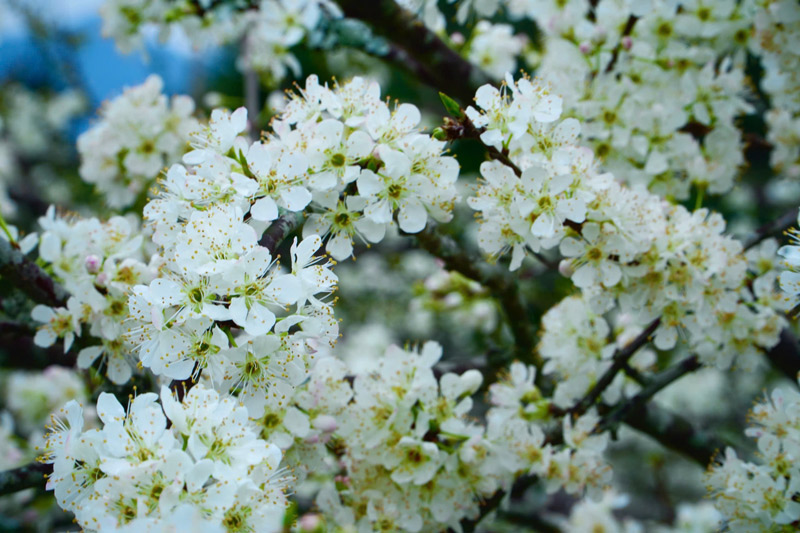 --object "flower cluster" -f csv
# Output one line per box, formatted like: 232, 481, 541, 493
539, 296, 655, 409
465, 21, 525, 79
77, 74, 199, 208
128, 115, 337, 416
707, 380, 800, 530
42, 385, 289, 532
767, 109, 800, 180
4, 366, 87, 438
32, 207, 156, 384
239, 0, 337, 84
317, 347, 611, 532
754, 0, 800, 180
453, 0, 759, 198
467, 74, 785, 370
751, 0, 800, 114
282, 75, 459, 257
489, 362, 612, 497
409, 268, 498, 335
101, 0, 338, 85
561, 490, 720, 532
